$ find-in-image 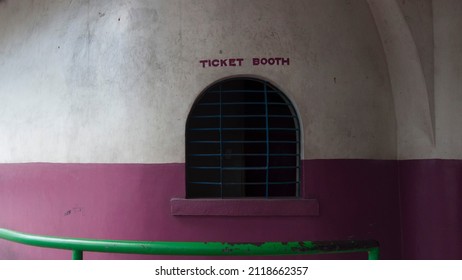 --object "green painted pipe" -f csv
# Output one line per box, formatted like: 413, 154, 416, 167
0, 228, 379, 259
368, 247, 380, 260
72, 250, 83, 260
